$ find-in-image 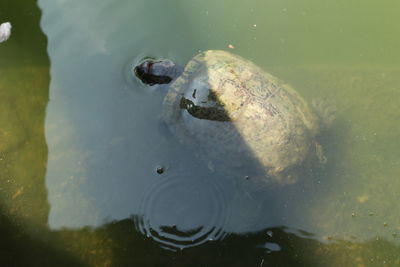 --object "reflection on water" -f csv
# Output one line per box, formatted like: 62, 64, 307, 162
0, 0, 399, 265
40, 0, 200, 230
